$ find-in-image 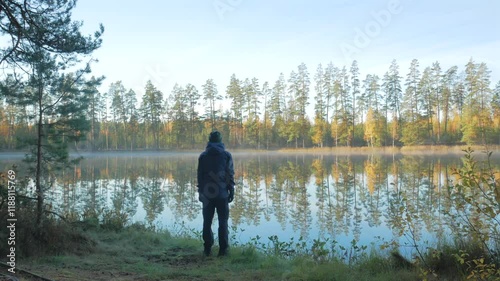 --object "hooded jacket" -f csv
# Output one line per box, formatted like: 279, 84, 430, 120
197, 142, 235, 199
